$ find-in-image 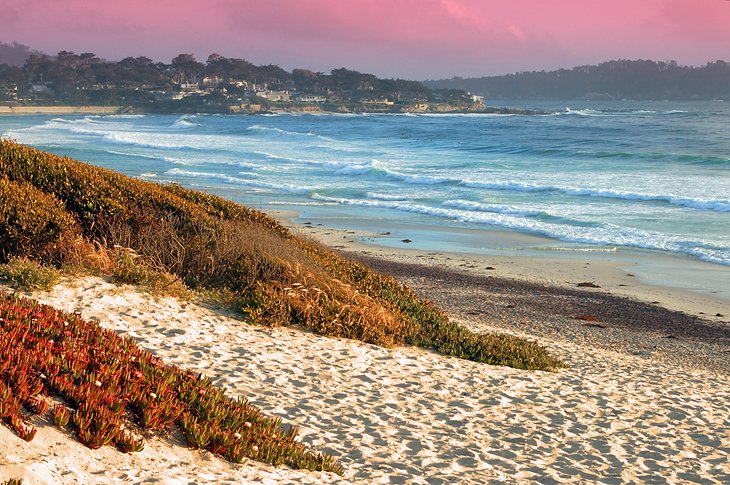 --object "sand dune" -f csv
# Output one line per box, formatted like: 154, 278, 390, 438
2, 275, 728, 483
